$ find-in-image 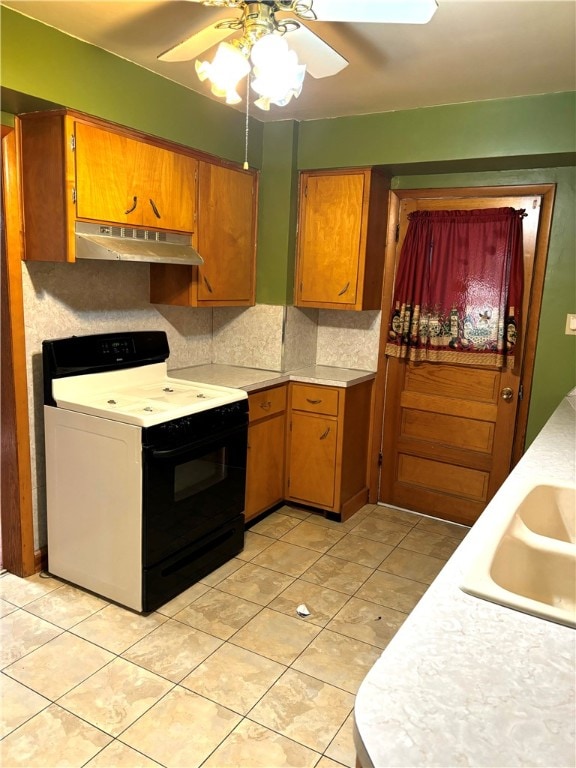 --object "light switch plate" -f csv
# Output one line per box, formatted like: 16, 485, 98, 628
565, 313, 576, 335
